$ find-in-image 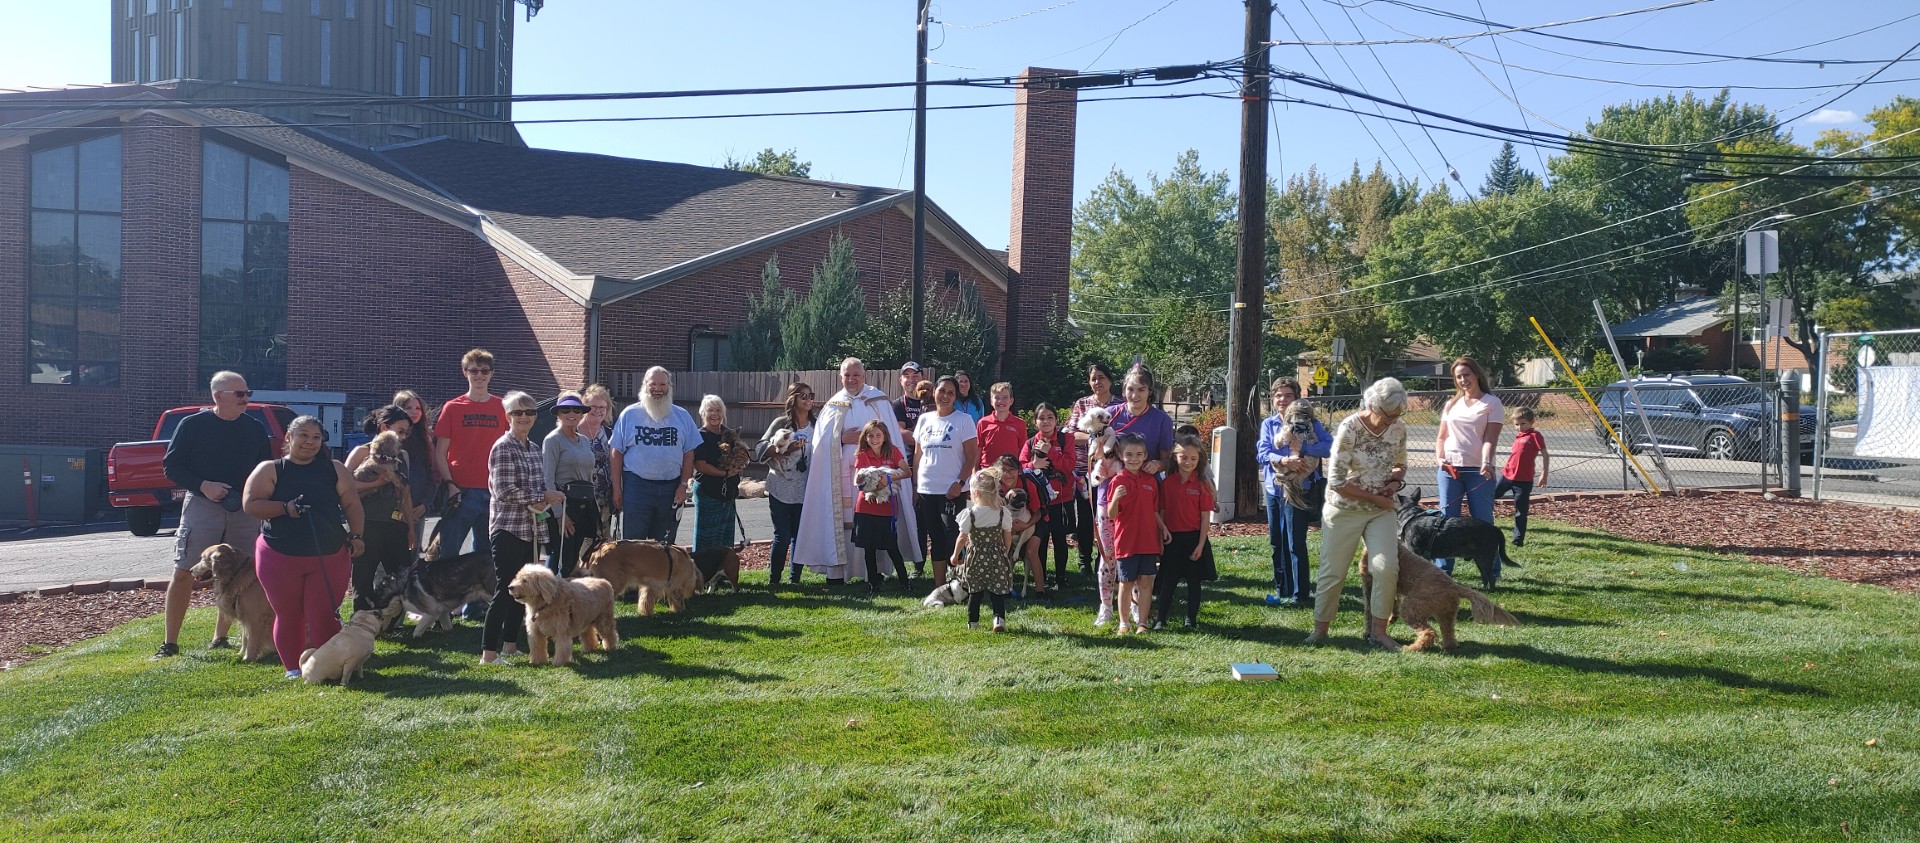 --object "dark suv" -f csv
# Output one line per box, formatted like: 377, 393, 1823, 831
1591, 375, 1818, 461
